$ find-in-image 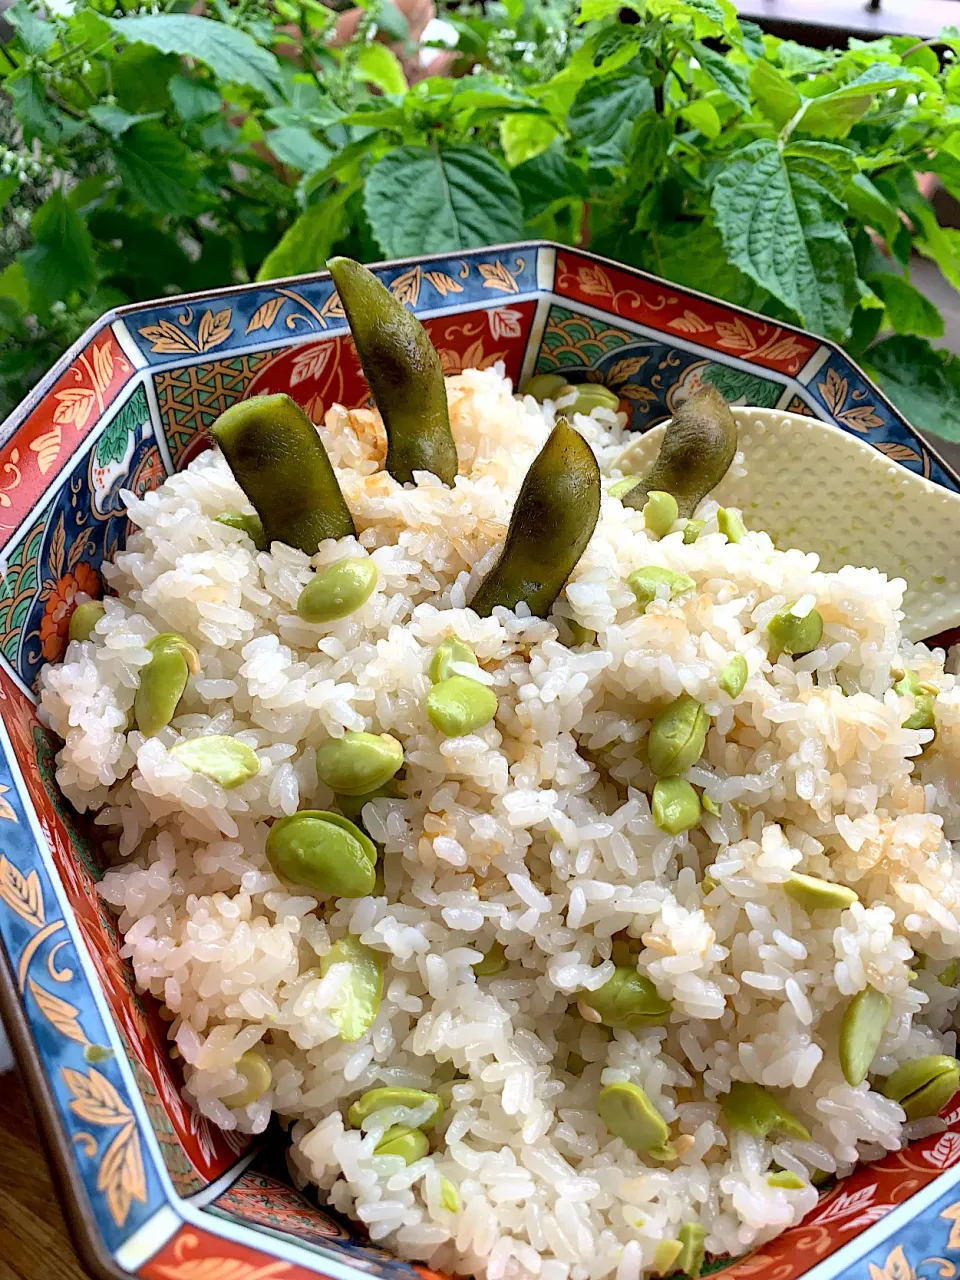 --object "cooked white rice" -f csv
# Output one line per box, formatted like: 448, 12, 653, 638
38, 367, 960, 1280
